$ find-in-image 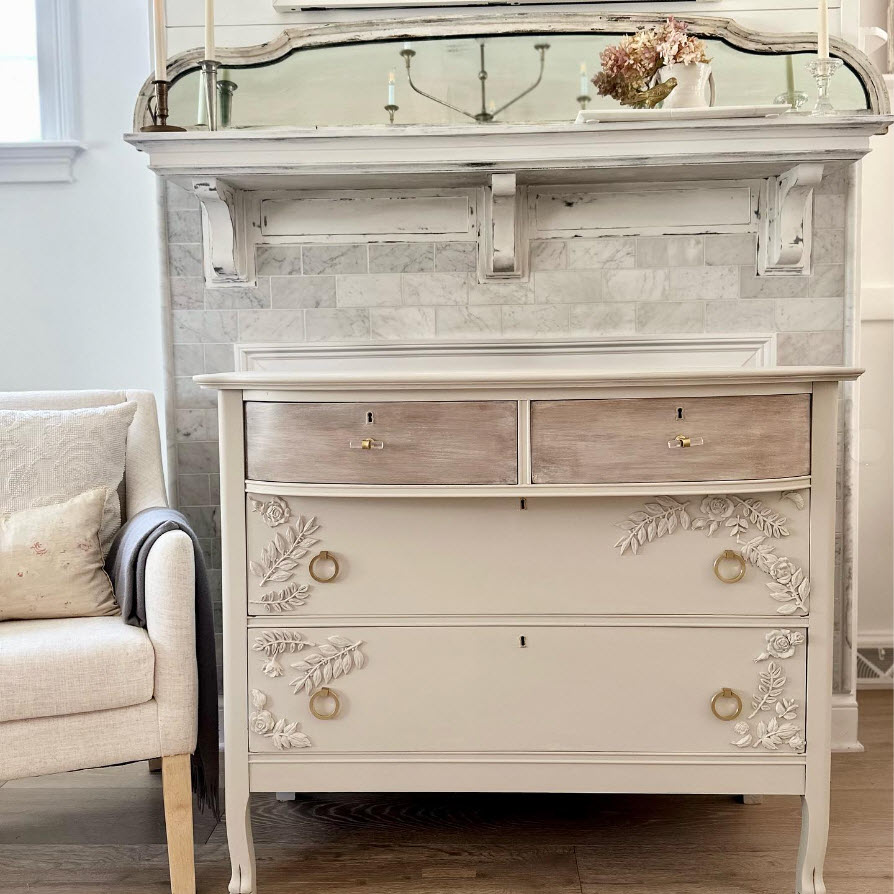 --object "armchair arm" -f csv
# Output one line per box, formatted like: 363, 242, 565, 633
144, 528, 198, 757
